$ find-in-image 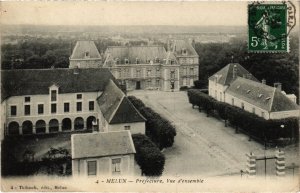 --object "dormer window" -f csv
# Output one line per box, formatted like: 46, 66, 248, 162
170, 60, 175, 65
247, 90, 251, 93
125, 59, 129, 64
136, 58, 140, 64
51, 90, 57, 101
182, 48, 187, 55
85, 52, 89, 58
155, 57, 160, 63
